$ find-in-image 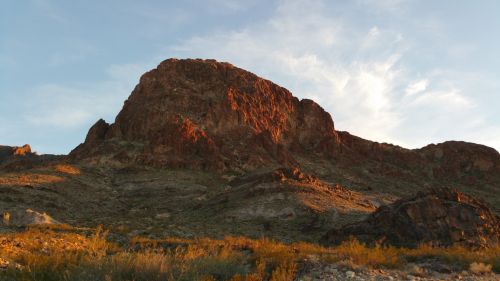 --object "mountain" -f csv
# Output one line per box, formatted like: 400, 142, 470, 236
1, 58, 500, 245
70, 58, 340, 171
71, 58, 500, 210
